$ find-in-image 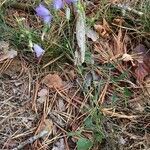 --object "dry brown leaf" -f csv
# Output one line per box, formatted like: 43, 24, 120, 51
133, 44, 150, 81
121, 53, 133, 62
86, 27, 99, 42
42, 74, 63, 89
37, 119, 53, 137
135, 63, 149, 82
38, 88, 48, 97
113, 17, 125, 25
44, 119, 53, 134
94, 19, 111, 38
0, 49, 17, 62
68, 69, 76, 80
37, 88, 48, 103
0, 41, 17, 62
94, 24, 108, 38
57, 98, 66, 112
52, 138, 65, 150
0, 41, 9, 54
144, 76, 150, 96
